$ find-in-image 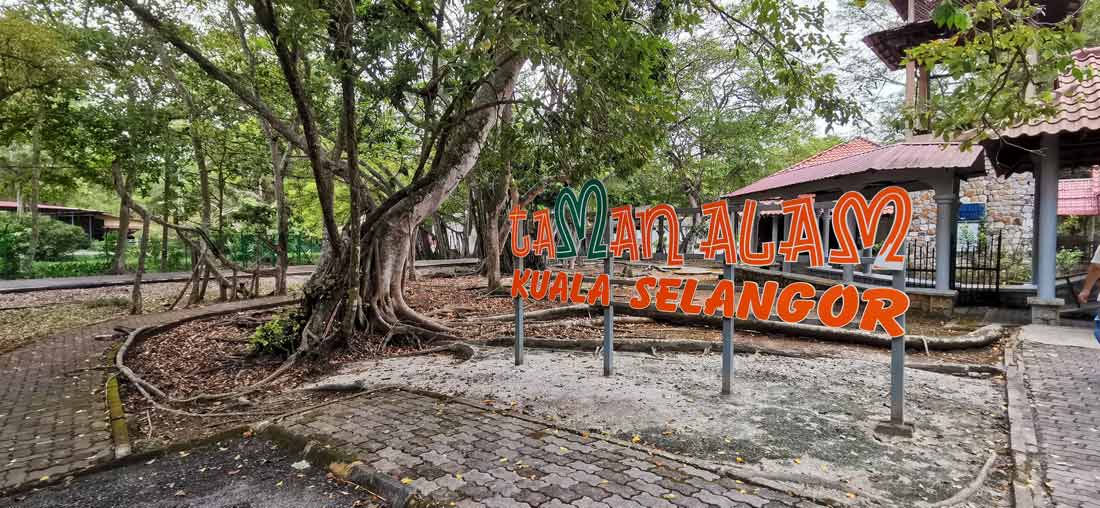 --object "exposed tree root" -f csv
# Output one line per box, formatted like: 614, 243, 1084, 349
920, 451, 997, 507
